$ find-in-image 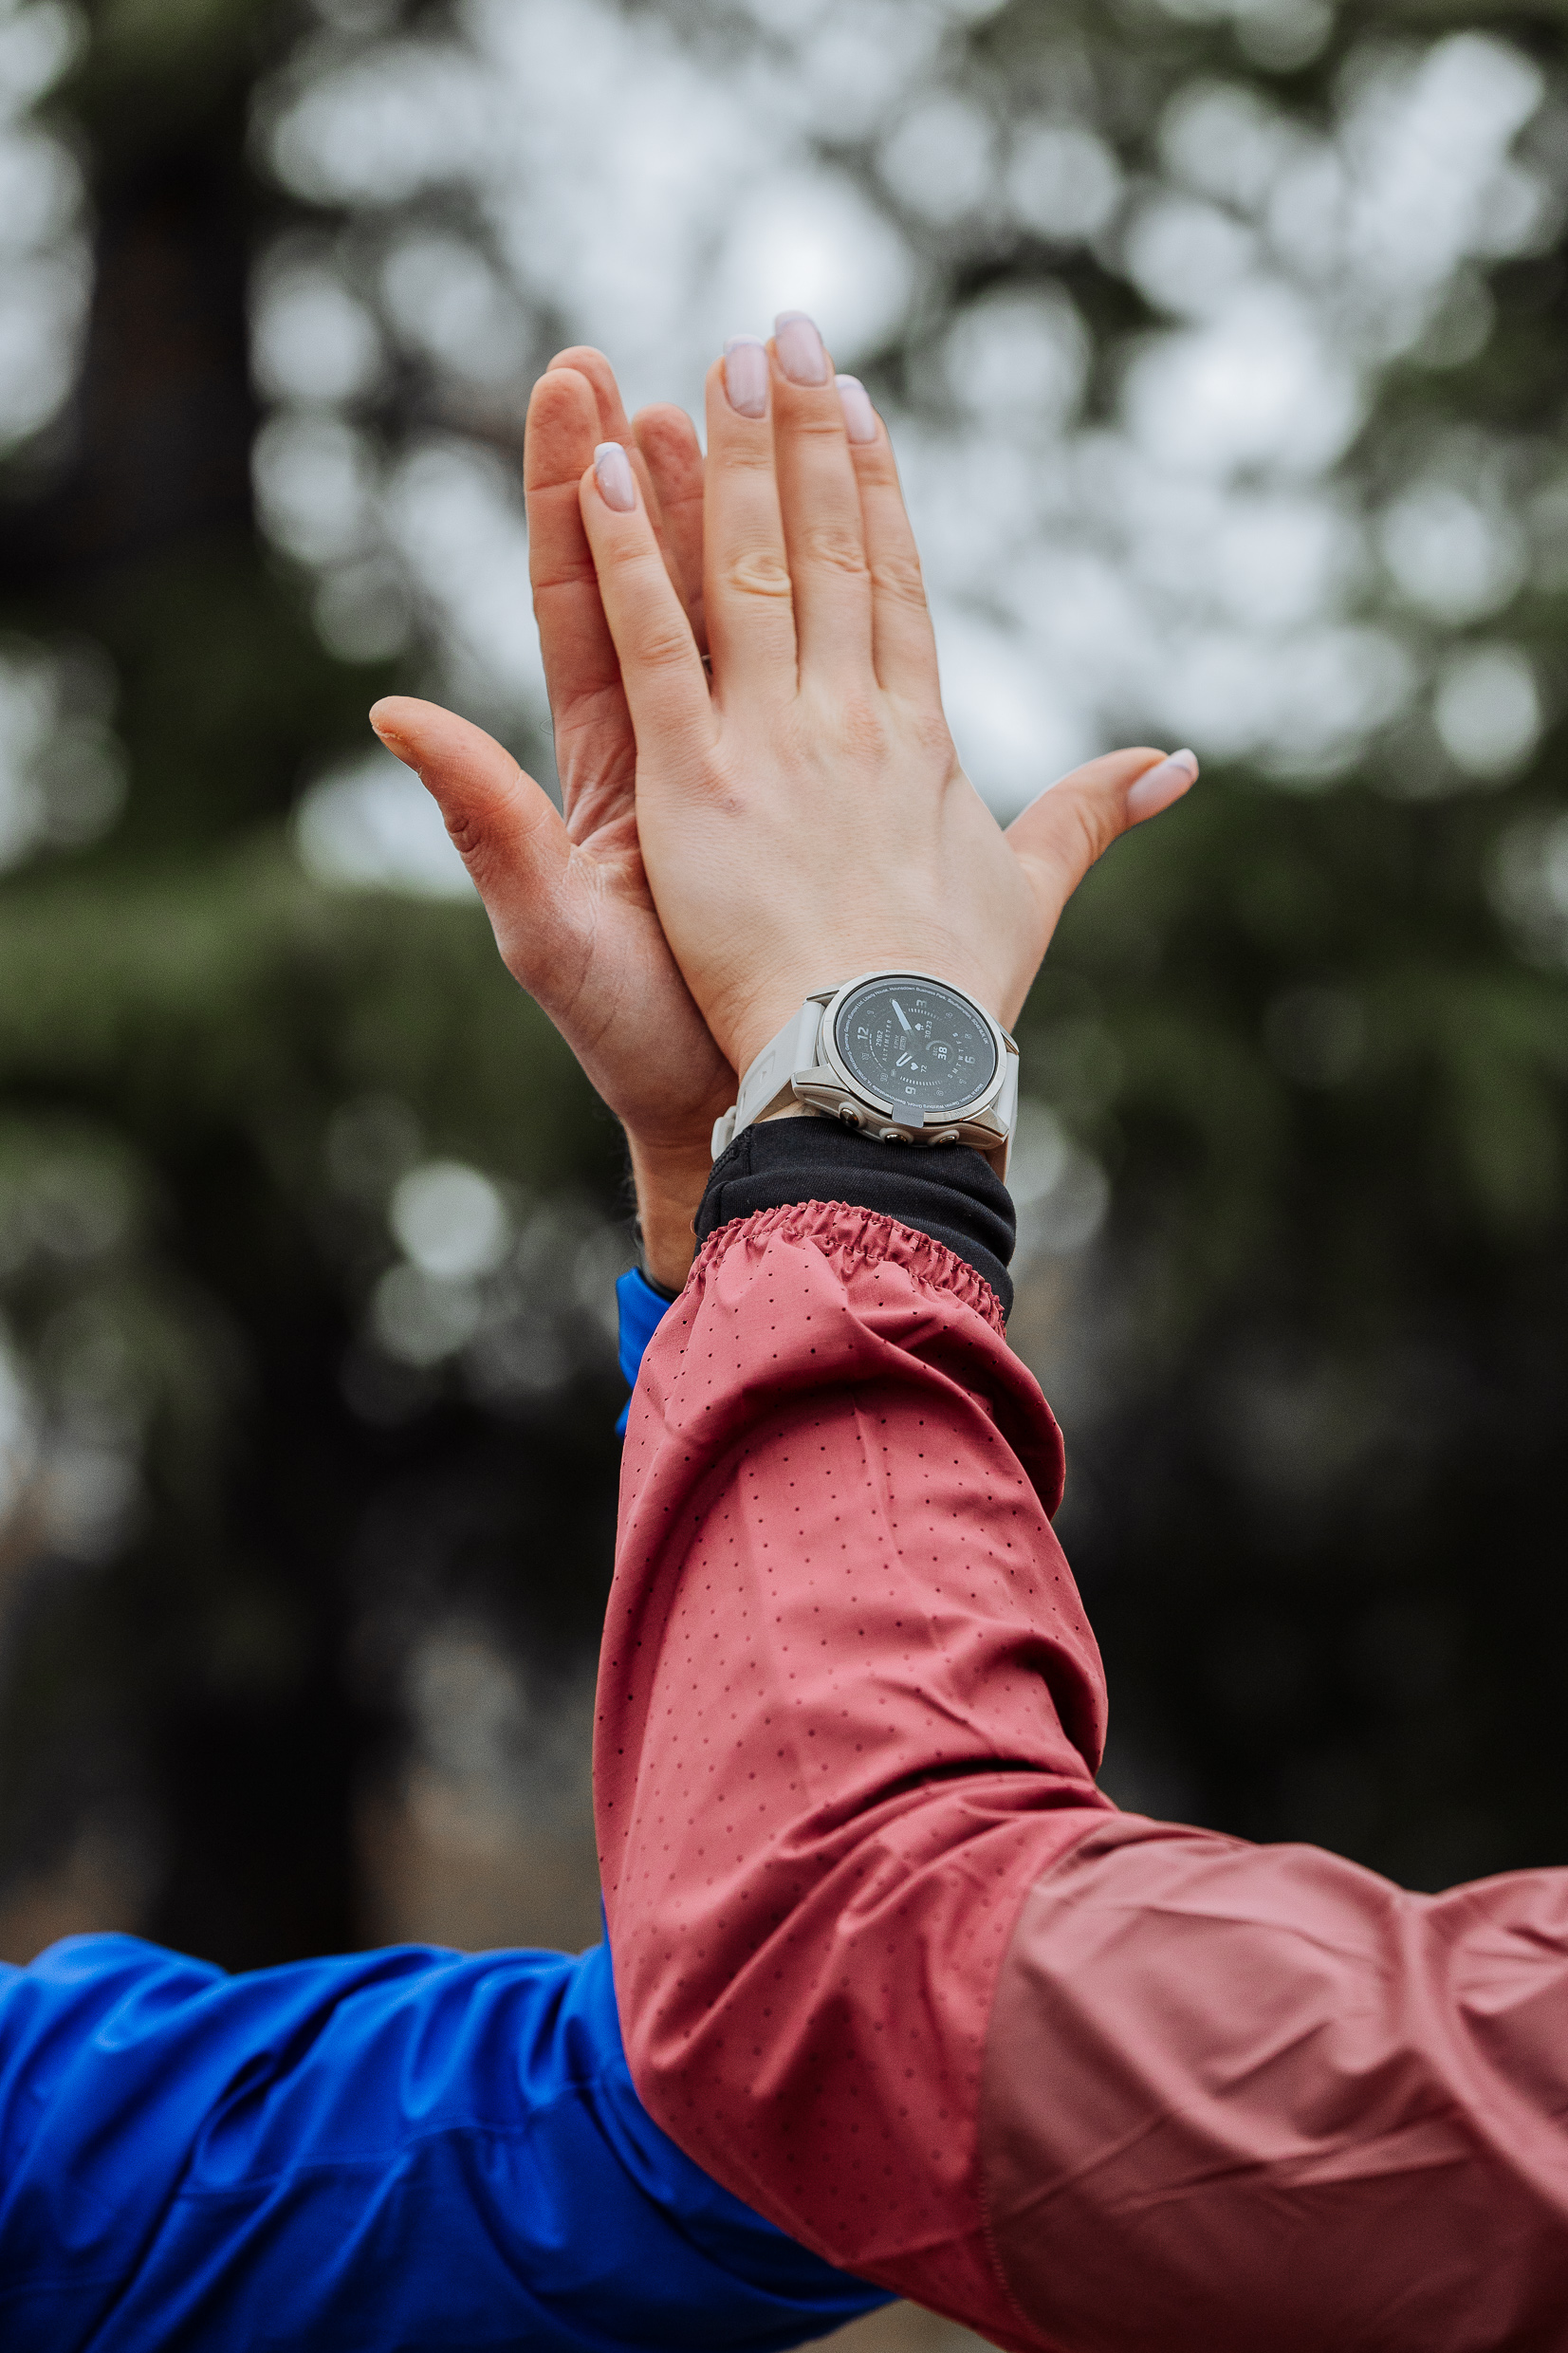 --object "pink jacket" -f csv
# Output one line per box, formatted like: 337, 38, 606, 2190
596, 1202, 1568, 2350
